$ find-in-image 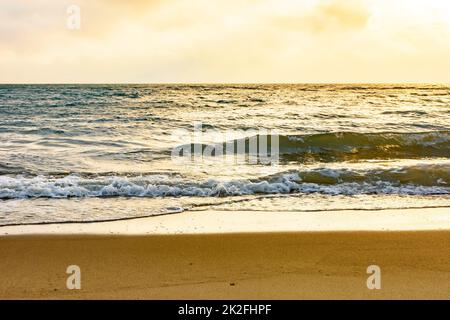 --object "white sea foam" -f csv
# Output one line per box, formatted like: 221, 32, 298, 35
1, 165, 449, 199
